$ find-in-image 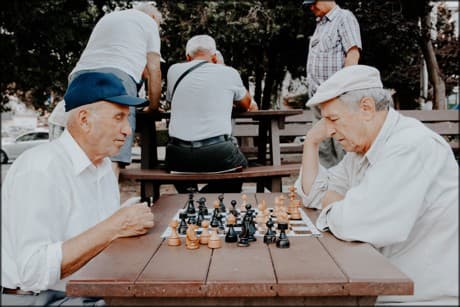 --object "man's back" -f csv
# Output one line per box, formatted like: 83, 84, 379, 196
167, 60, 247, 141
